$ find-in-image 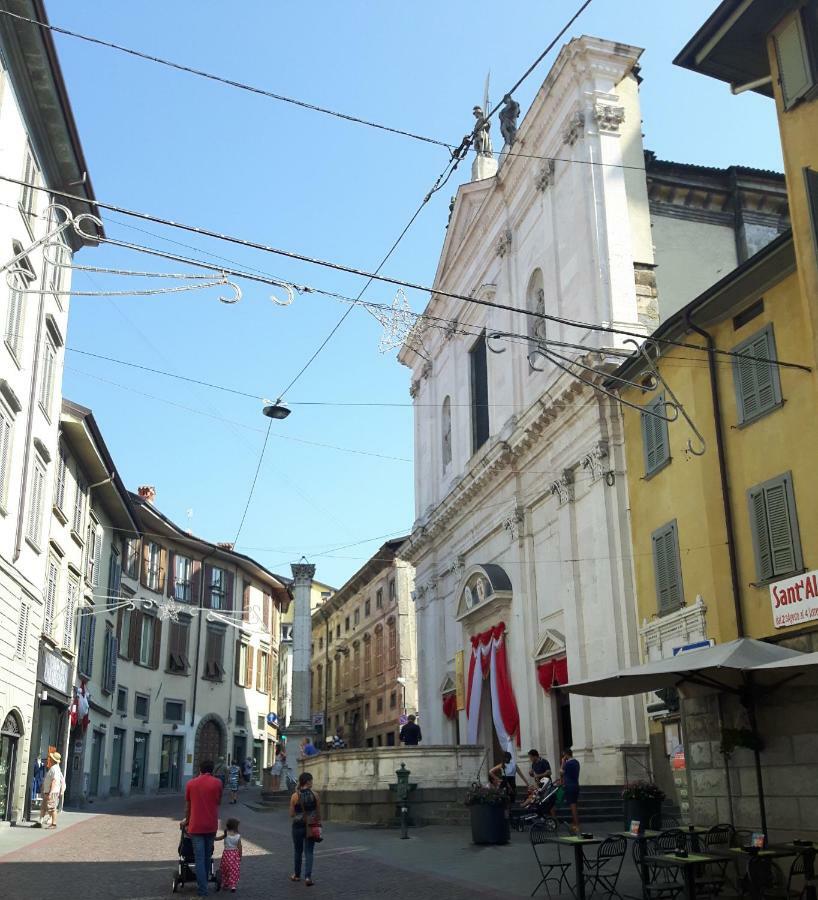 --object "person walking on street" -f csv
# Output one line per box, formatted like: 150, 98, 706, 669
215, 817, 243, 893
181, 759, 223, 897
399, 714, 422, 746
241, 756, 253, 786
34, 751, 64, 828
290, 772, 321, 886
561, 748, 581, 834
227, 761, 241, 804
